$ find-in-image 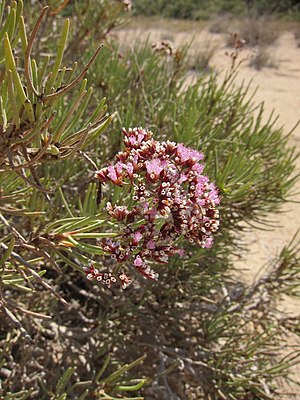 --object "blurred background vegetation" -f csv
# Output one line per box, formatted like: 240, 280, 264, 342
131, 0, 300, 20
1, 0, 300, 399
